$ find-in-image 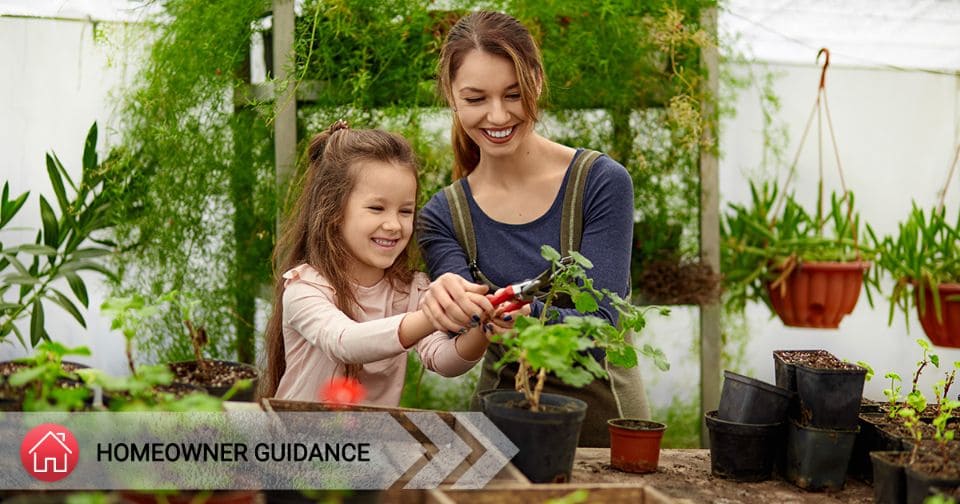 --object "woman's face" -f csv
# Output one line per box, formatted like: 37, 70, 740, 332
450, 49, 536, 162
